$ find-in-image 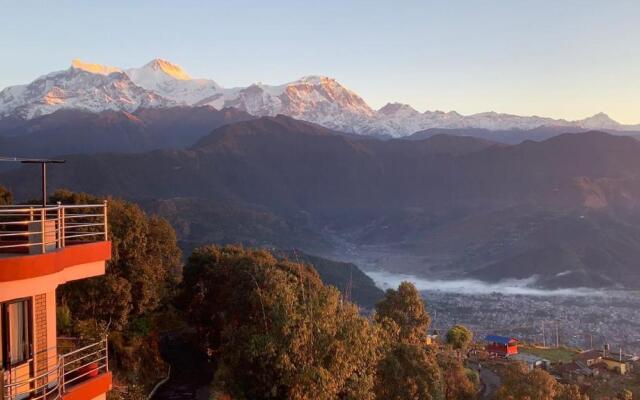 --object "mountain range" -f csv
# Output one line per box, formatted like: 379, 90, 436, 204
1, 58, 639, 137
2, 115, 640, 289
